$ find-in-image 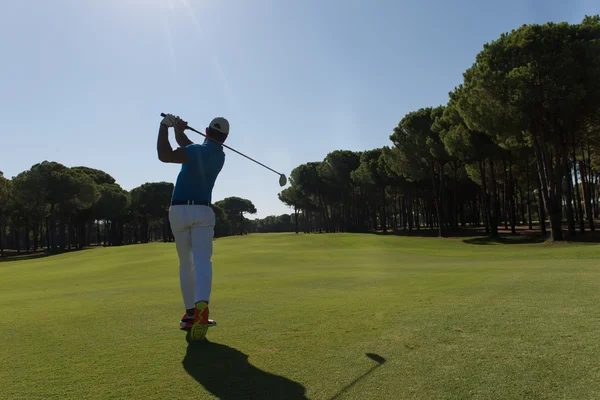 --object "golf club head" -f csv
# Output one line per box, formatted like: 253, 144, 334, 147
279, 174, 287, 187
